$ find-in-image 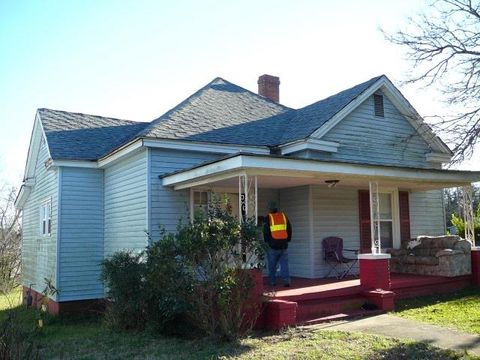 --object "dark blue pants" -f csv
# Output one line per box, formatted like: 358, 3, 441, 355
267, 248, 290, 285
